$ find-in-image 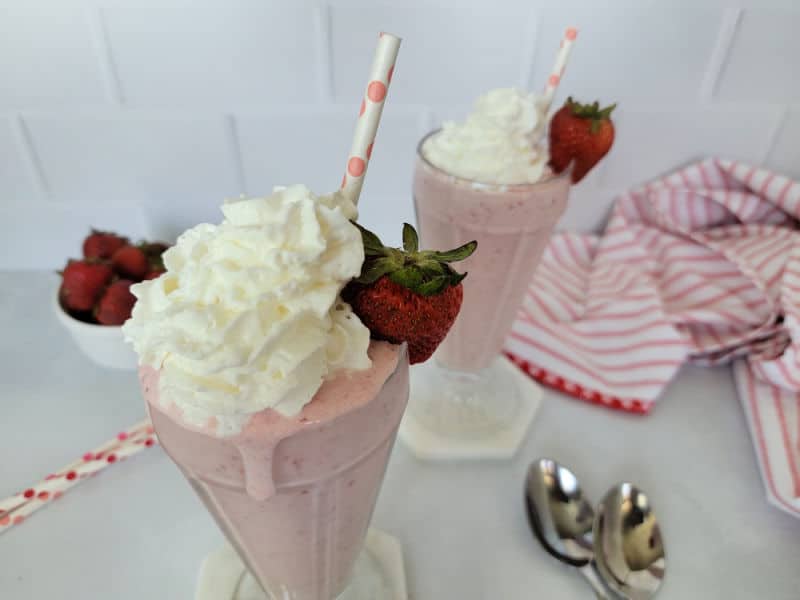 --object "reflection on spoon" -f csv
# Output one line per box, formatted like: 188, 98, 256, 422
594, 483, 666, 599
525, 458, 612, 599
